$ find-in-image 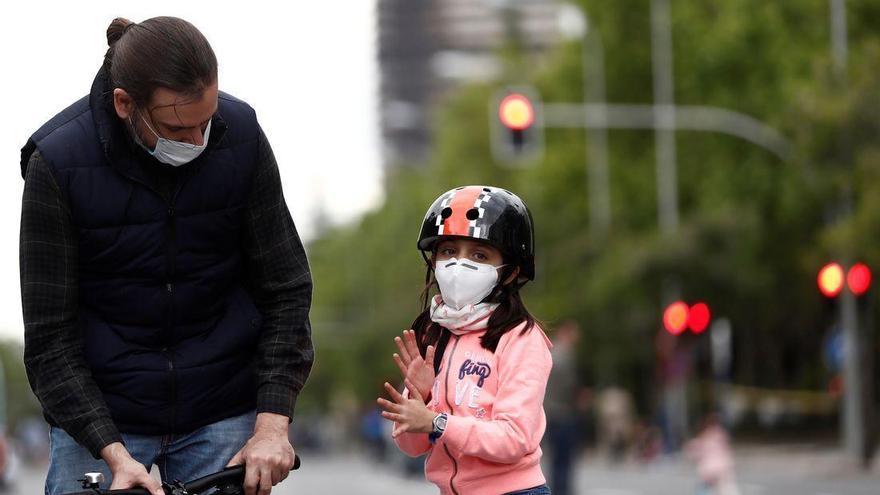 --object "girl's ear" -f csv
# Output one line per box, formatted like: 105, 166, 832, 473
502, 266, 521, 285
